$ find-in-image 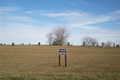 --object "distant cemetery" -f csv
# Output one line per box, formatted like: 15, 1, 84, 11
0, 41, 120, 48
